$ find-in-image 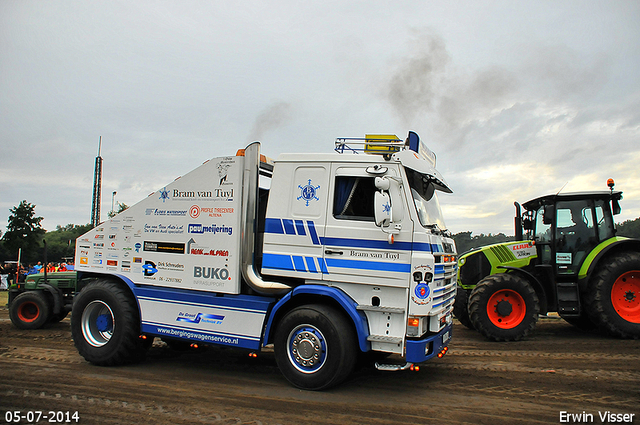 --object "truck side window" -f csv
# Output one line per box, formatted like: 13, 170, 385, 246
333, 176, 375, 221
